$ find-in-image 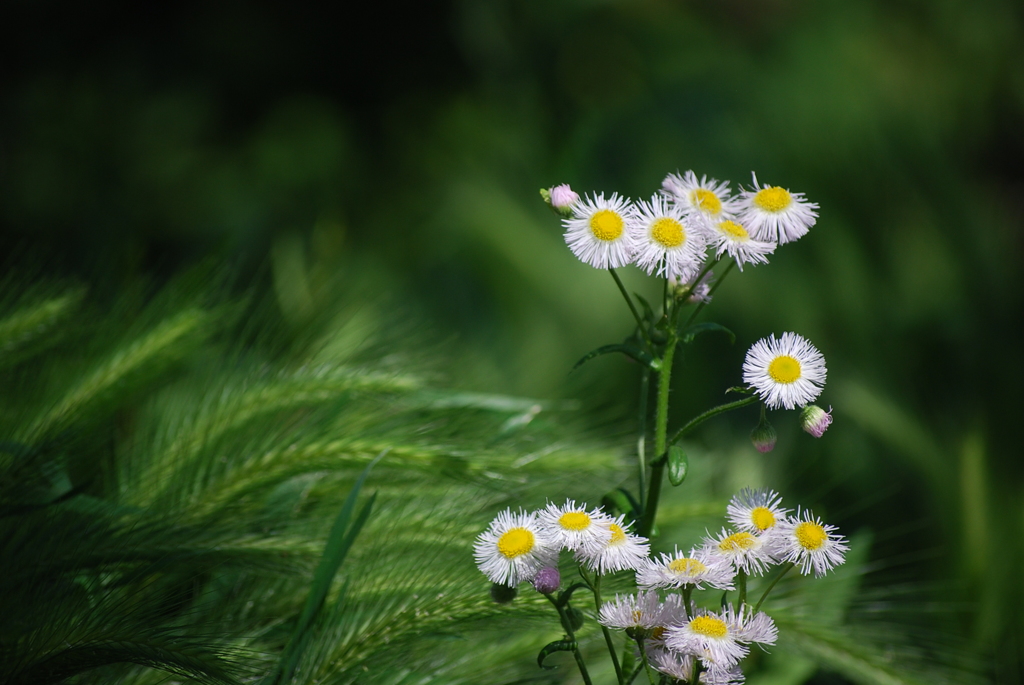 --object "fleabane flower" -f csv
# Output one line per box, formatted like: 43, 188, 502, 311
699, 215, 775, 270
661, 171, 740, 220
562, 192, 635, 269
801, 404, 833, 438
727, 488, 790, 536
599, 590, 684, 632
474, 508, 557, 586
537, 500, 612, 554
665, 606, 777, 670
664, 609, 748, 668
636, 545, 735, 590
738, 173, 818, 245
647, 650, 746, 685
775, 508, 849, 576
630, 195, 707, 280
742, 332, 827, 410
577, 514, 650, 575
704, 528, 777, 576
